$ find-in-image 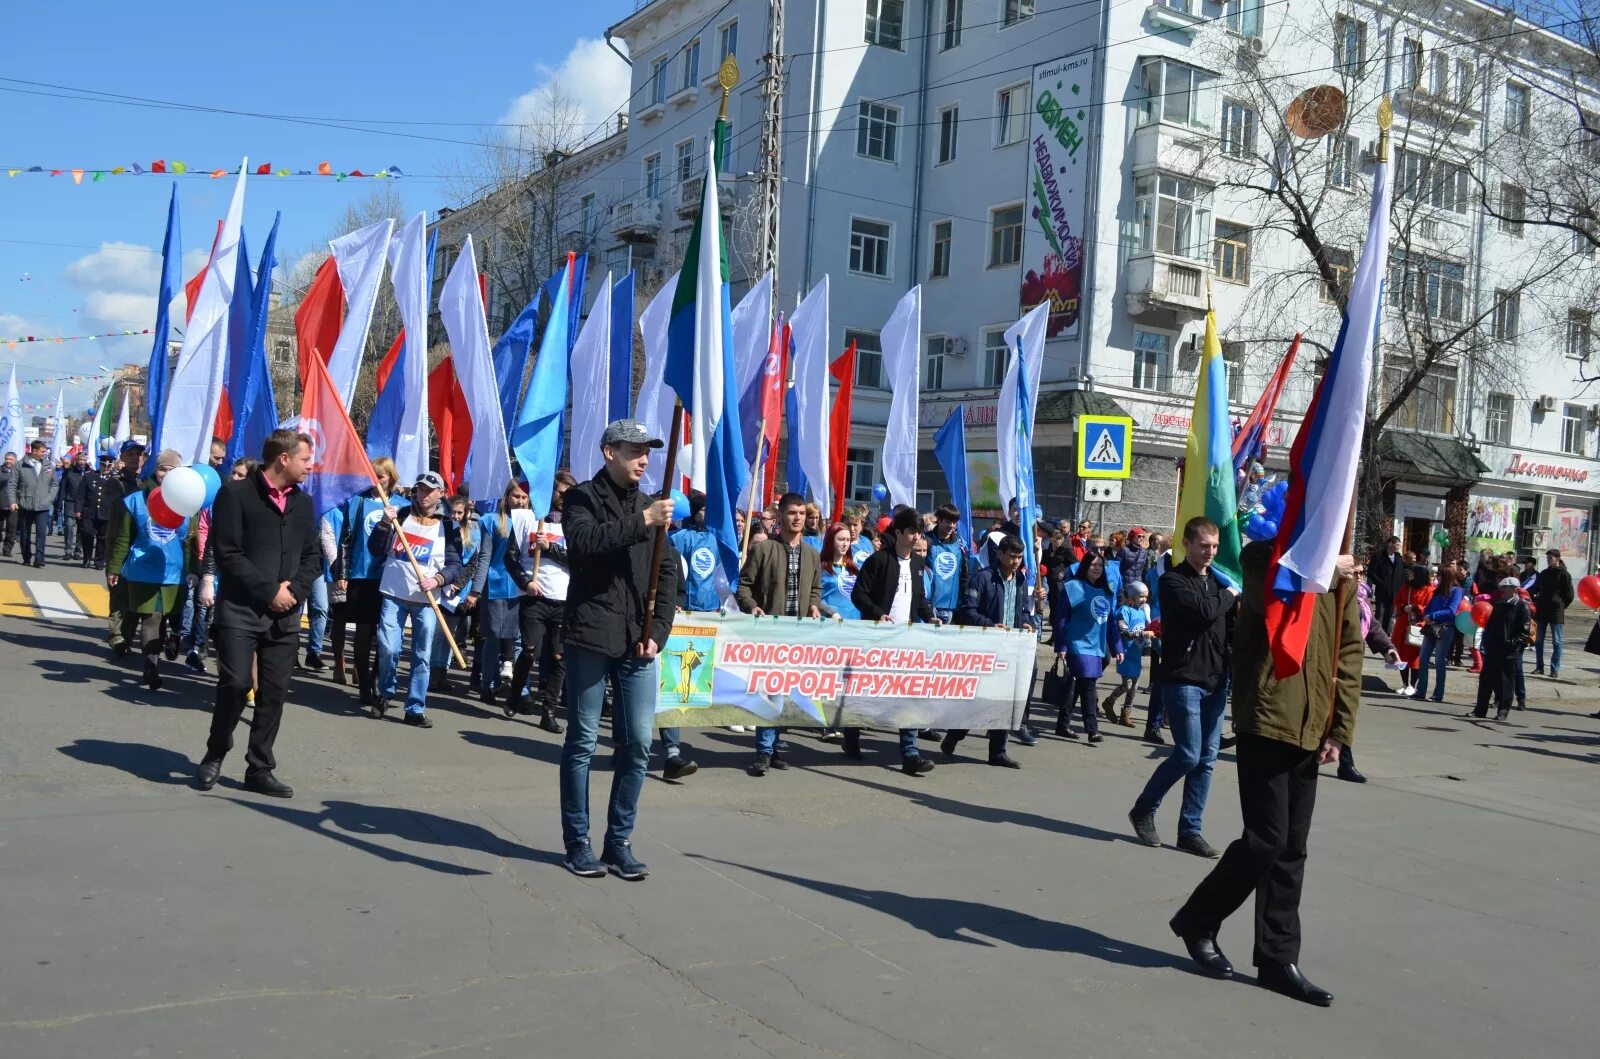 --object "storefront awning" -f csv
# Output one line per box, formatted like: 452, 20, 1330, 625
1035, 389, 1132, 425
1377, 430, 1489, 486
